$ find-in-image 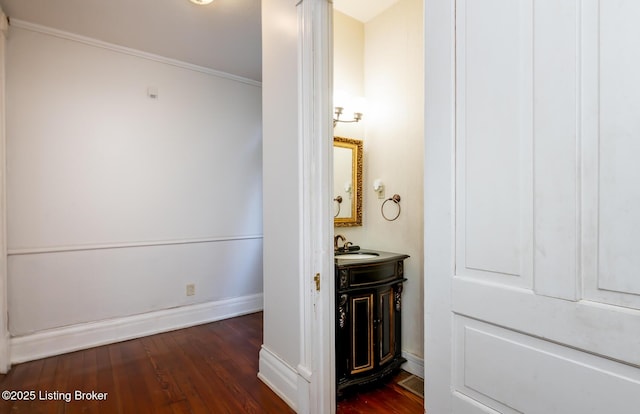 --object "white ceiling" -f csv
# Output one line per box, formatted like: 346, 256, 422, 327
333, 0, 400, 23
0, 0, 262, 82
0, 0, 397, 83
